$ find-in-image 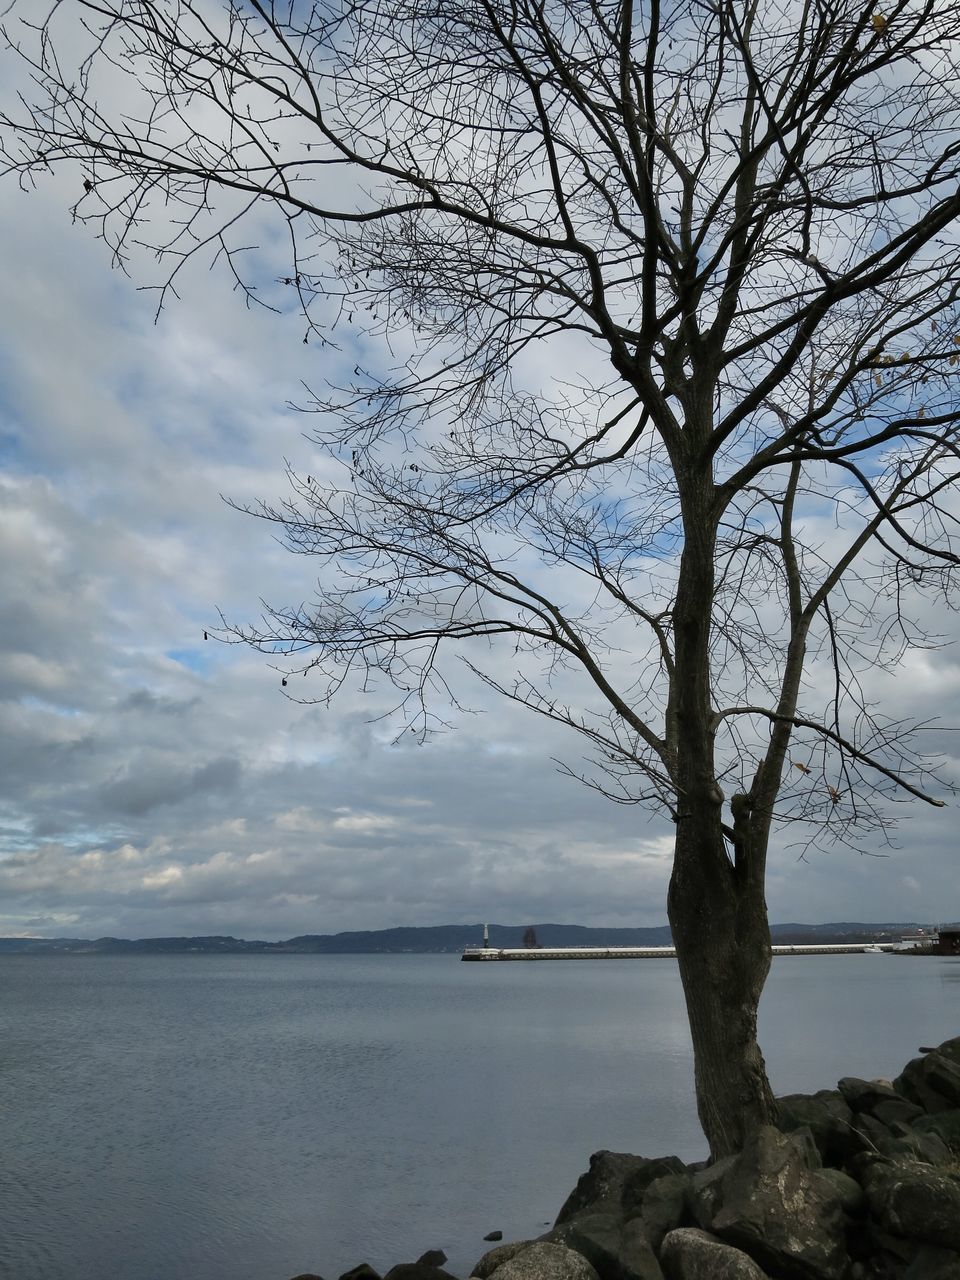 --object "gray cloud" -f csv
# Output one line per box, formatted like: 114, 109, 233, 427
98, 756, 243, 817
0, 158, 957, 942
